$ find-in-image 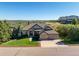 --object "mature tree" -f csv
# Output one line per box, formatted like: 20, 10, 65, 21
0, 20, 11, 42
